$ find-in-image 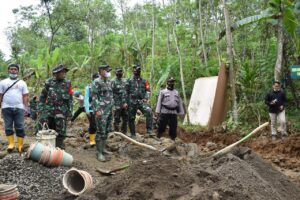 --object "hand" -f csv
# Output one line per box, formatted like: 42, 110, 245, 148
123, 103, 128, 109
86, 112, 91, 118
96, 110, 102, 119
155, 112, 159, 117
270, 99, 276, 105
280, 105, 284, 110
